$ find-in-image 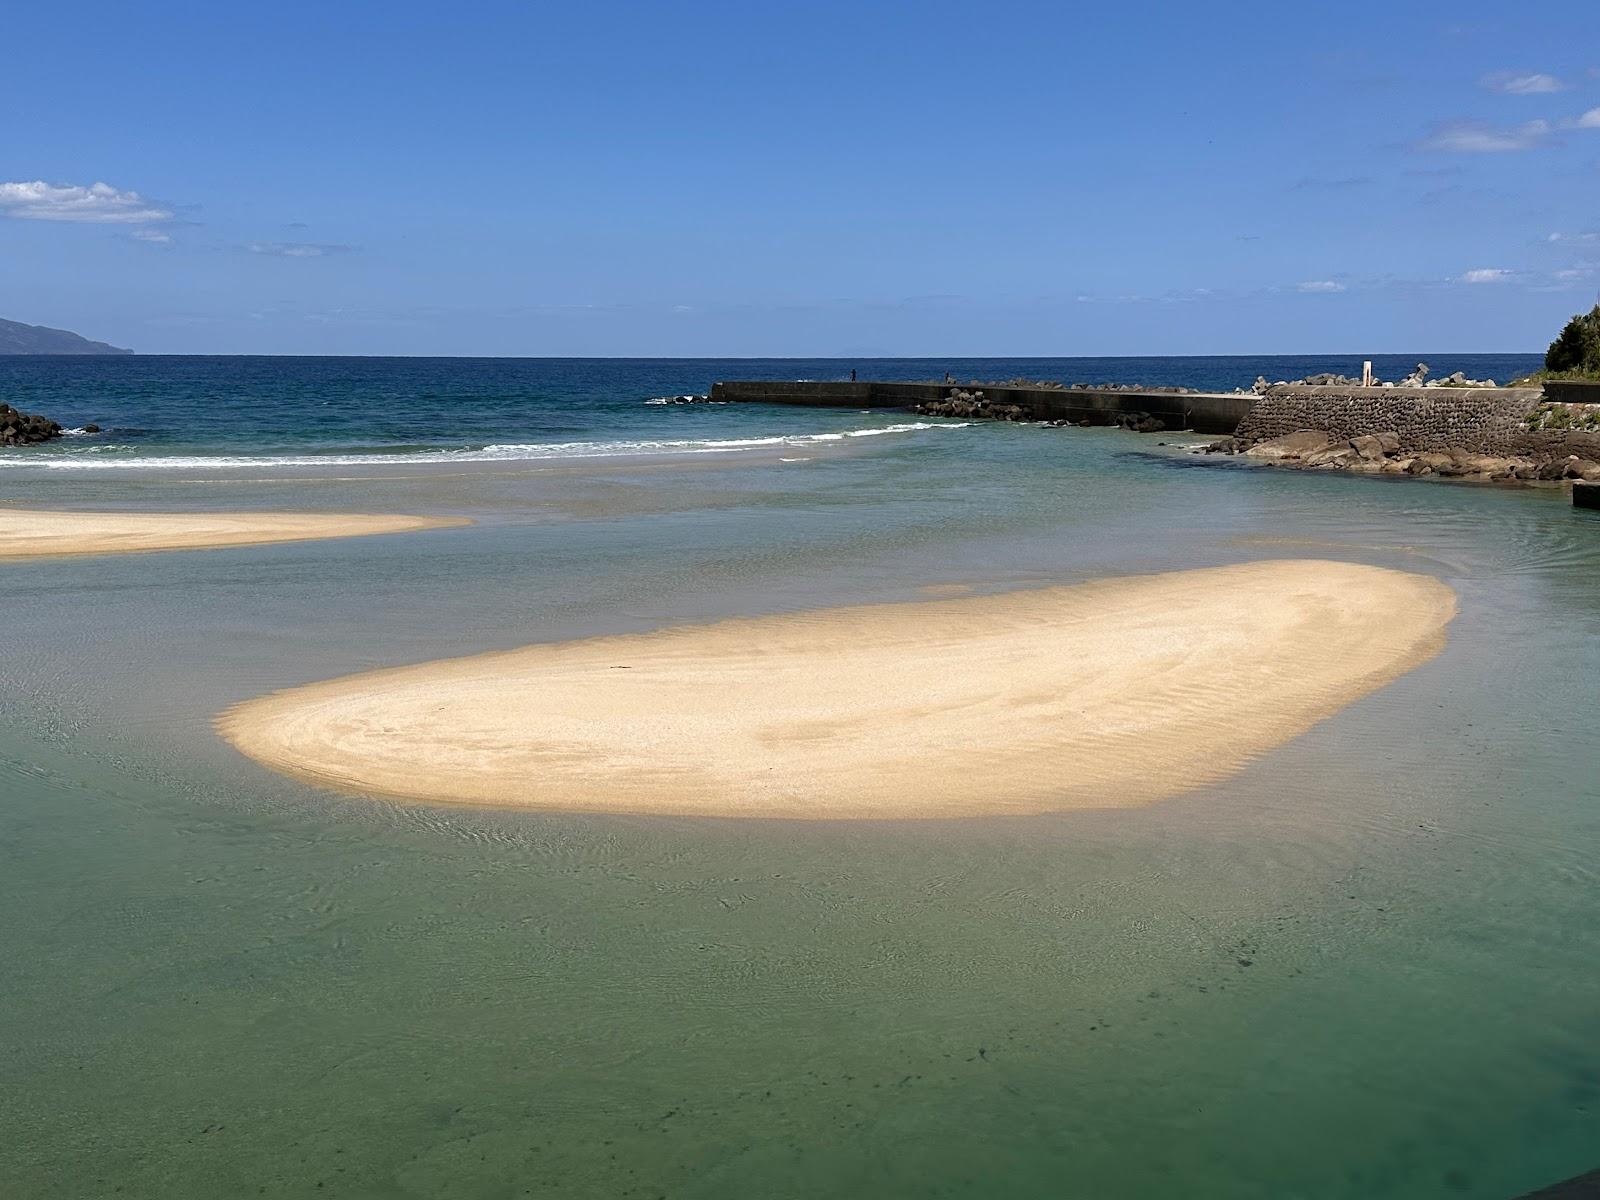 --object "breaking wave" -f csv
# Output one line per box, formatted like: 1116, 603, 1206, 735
0, 422, 971, 471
